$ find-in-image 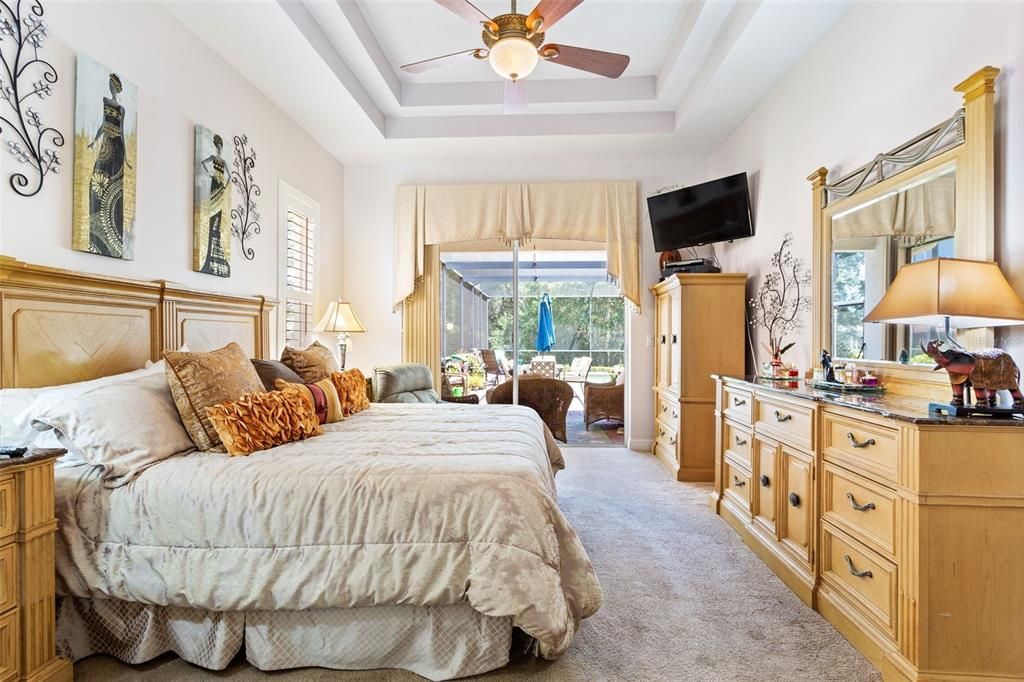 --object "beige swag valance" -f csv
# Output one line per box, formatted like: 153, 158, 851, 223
394, 181, 642, 310
832, 171, 955, 241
